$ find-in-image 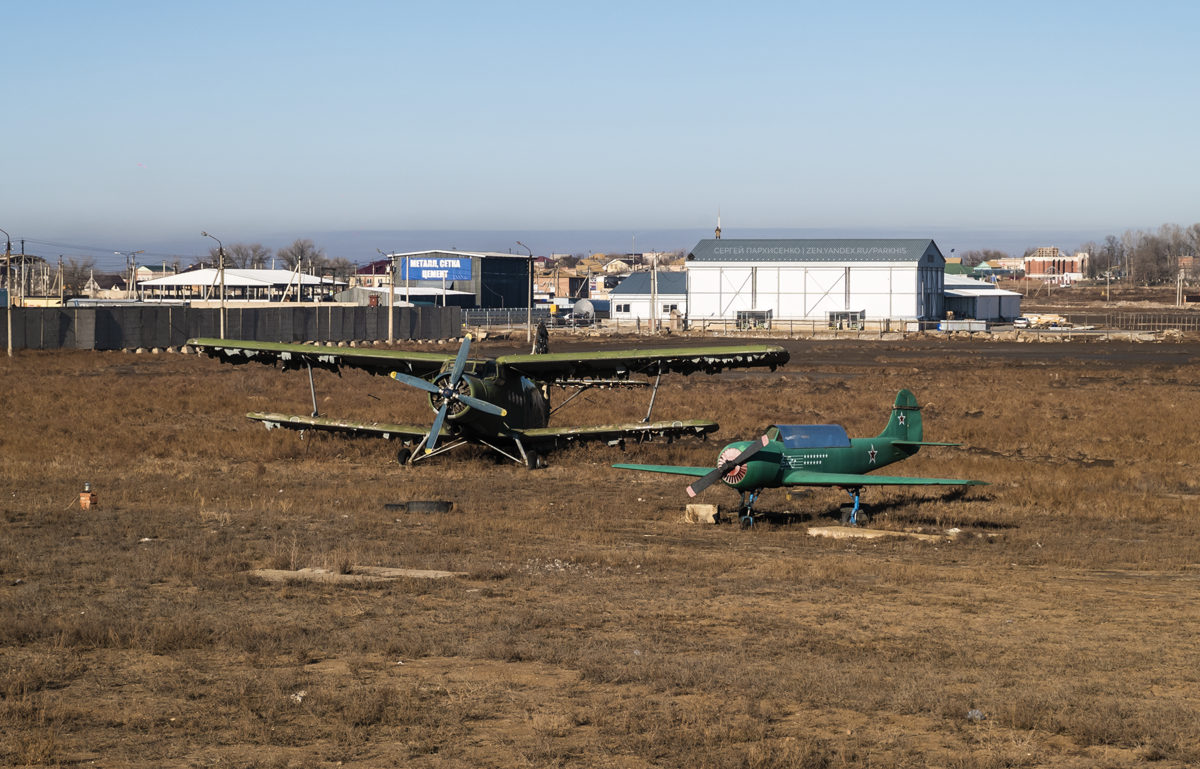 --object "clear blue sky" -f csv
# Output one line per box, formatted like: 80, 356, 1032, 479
4, 1, 1197, 265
